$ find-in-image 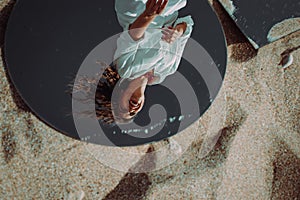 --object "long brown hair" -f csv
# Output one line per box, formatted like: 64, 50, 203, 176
68, 63, 122, 125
